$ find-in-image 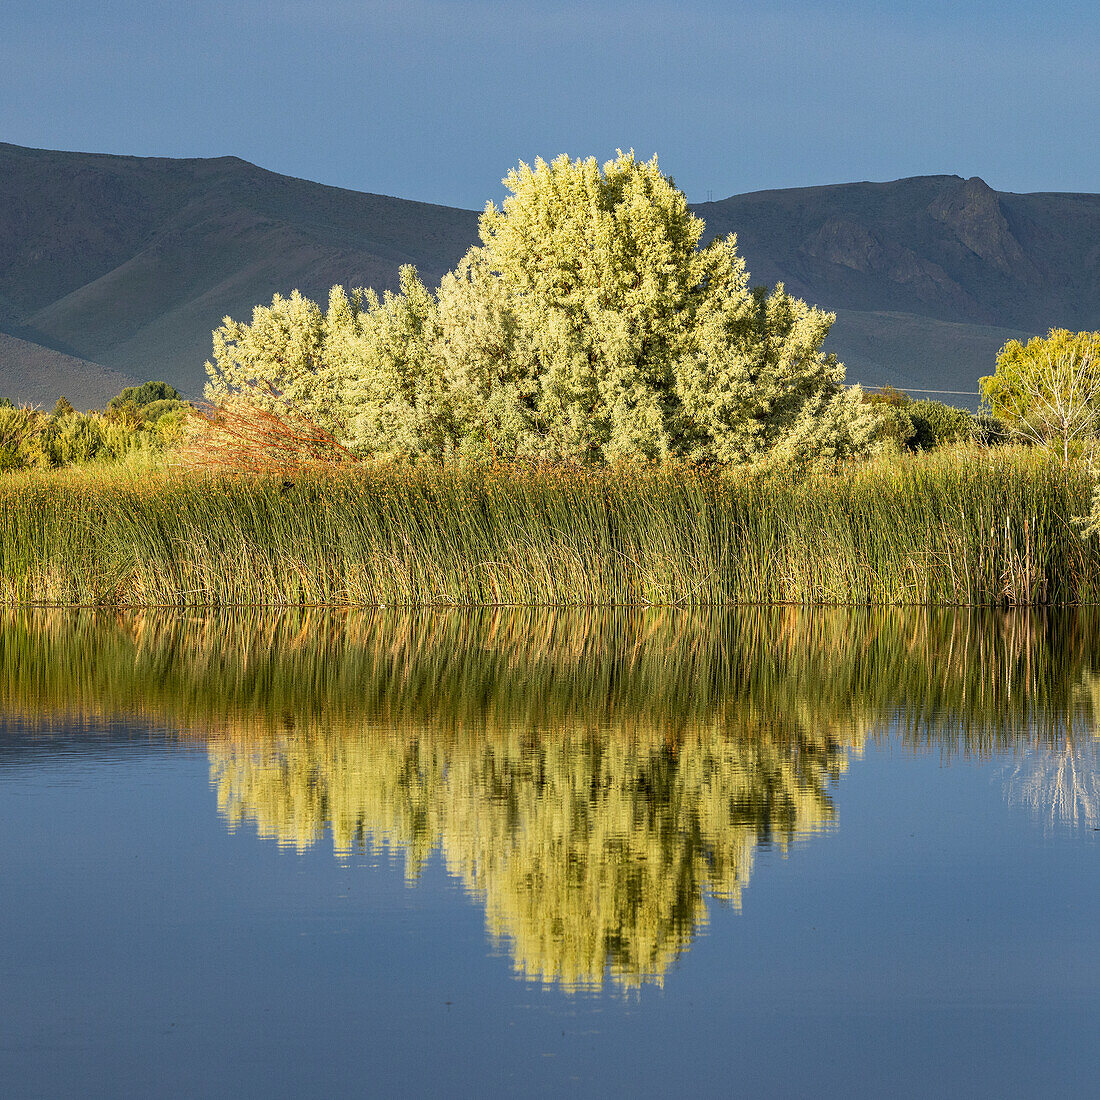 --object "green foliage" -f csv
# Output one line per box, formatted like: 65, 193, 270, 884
864, 385, 911, 408
906, 399, 975, 450
442, 151, 727, 463
0, 382, 189, 472
339, 273, 450, 460
0, 407, 27, 469
204, 290, 339, 426
109, 380, 183, 409
972, 411, 1010, 447
862, 390, 976, 452
206, 153, 883, 465
104, 398, 144, 430
981, 329, 1100, 457
54, 413, 106, 464
868, 403, 915, 453
149, 407, 187, 447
